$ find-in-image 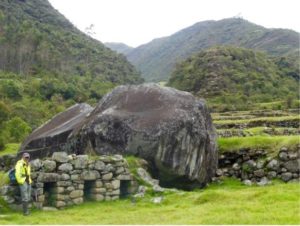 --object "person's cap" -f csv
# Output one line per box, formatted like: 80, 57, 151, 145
22, 153, 30, 158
